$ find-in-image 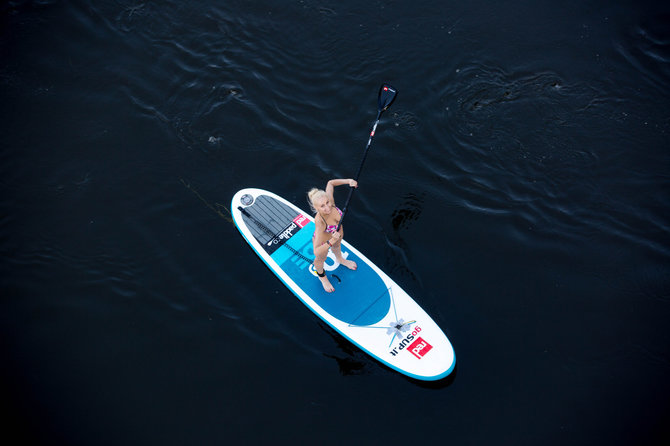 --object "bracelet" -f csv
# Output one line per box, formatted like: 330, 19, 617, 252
326, 240, 332, 247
